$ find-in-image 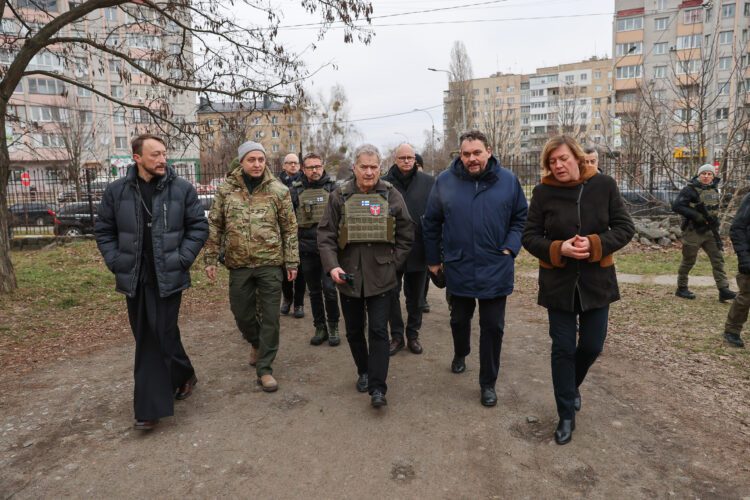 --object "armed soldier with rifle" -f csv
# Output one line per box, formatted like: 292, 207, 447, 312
672, 164, 736, 302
